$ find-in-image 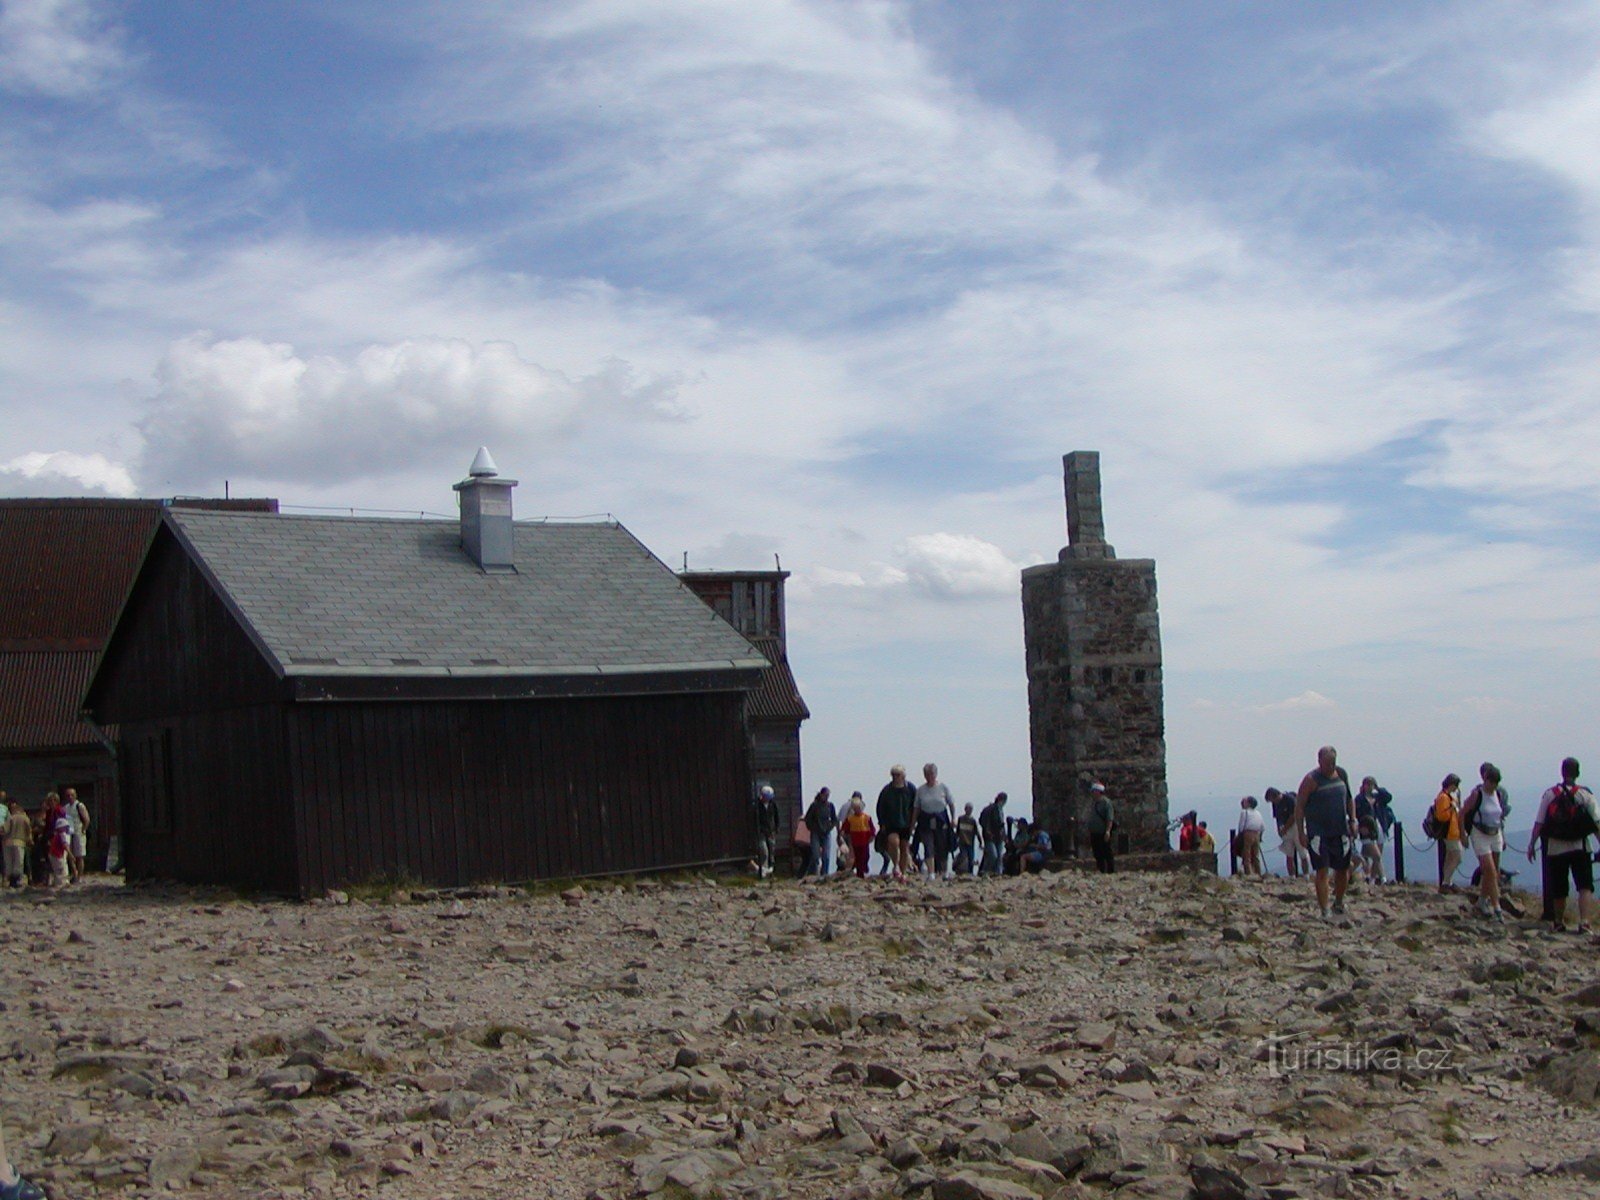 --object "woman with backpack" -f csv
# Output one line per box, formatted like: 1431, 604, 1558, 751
1460, 762, 1509, 921
1429, 774, 1464, 894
